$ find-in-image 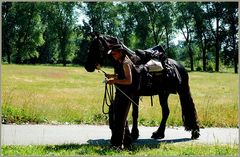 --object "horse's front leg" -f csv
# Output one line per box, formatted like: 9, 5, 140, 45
131, 95, 140, 141
151, 92, 170, 139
